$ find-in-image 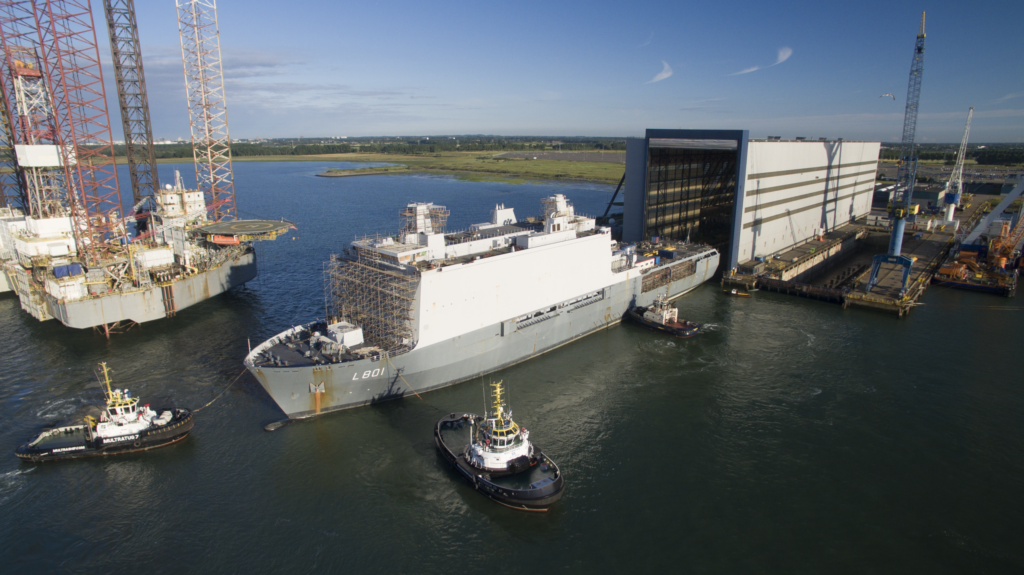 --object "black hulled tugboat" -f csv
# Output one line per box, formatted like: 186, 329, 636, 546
627, 294, 701, 338
16, 363, 193, 462
435, 380, 564, 511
